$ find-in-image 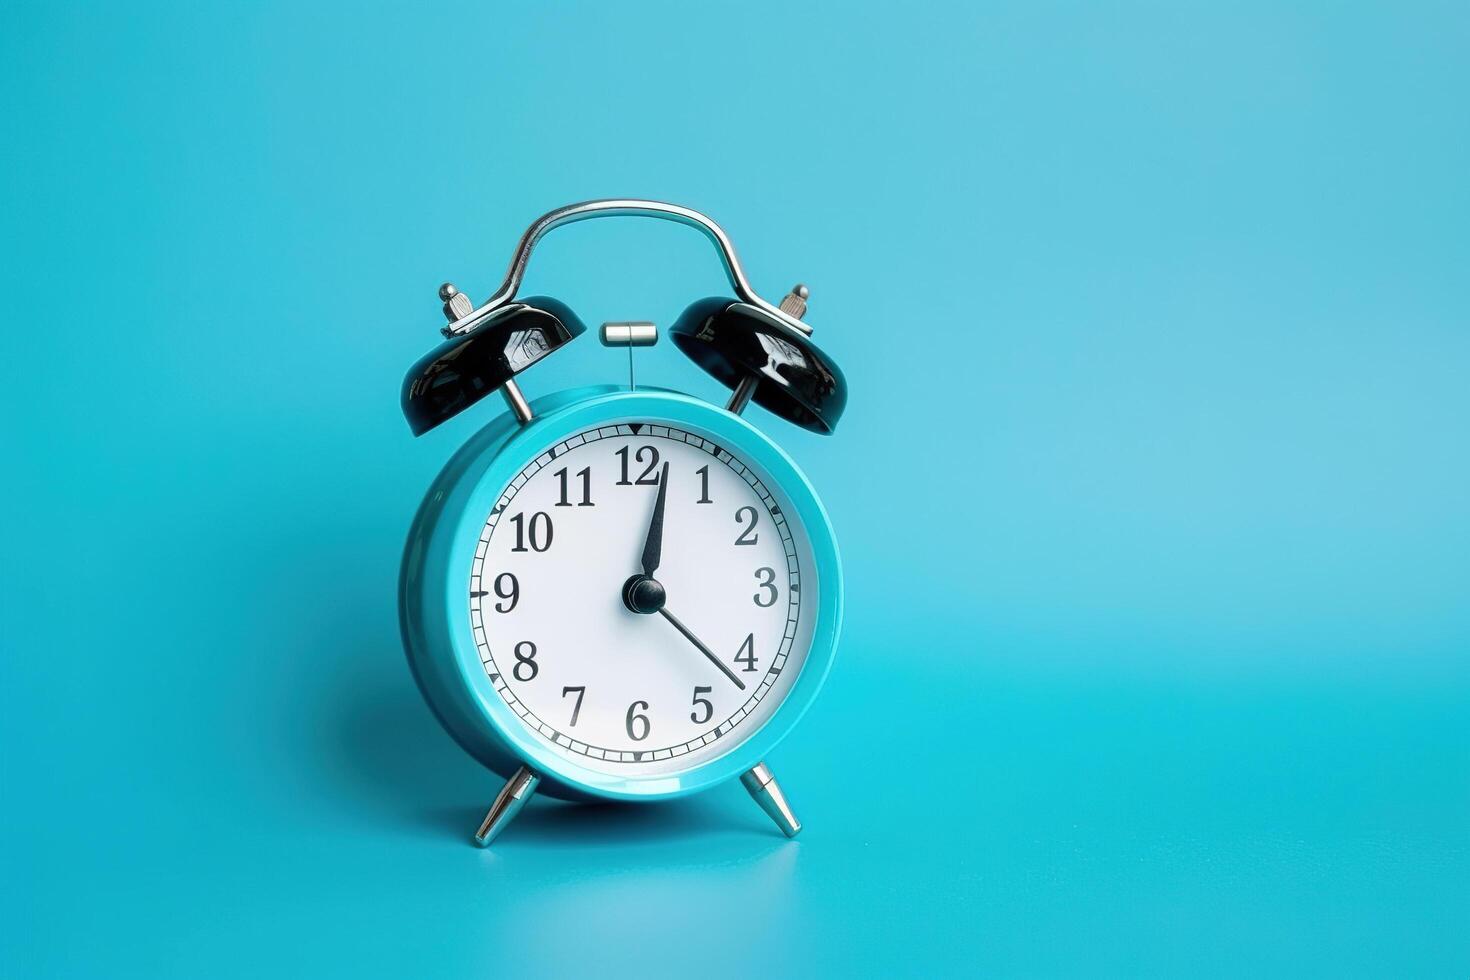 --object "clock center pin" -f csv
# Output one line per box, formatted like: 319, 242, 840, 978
621, 574, 667, 615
